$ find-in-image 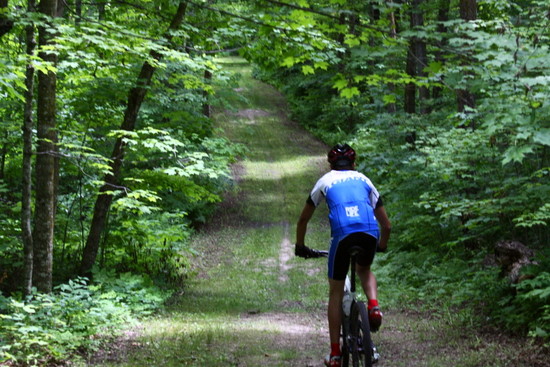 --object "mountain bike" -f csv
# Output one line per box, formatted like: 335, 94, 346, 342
300, 247, 379, 367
